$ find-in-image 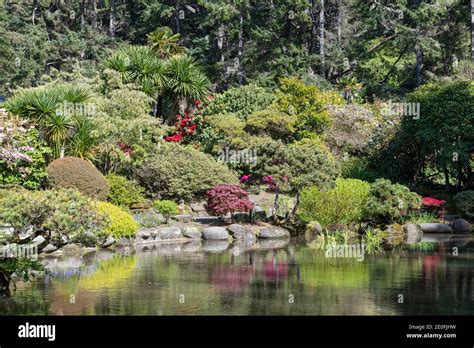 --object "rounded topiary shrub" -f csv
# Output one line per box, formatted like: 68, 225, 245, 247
96, 201, 139, 238
46, 157, 109, 200
133, 143, 238, 201
454, 191, 474, 219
